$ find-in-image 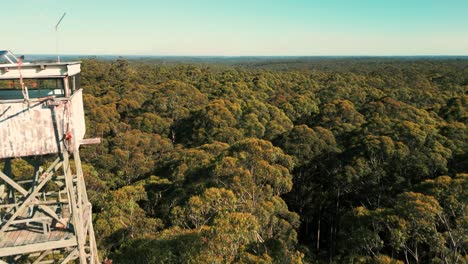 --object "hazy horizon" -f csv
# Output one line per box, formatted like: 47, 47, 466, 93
23, 53, 468, 58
